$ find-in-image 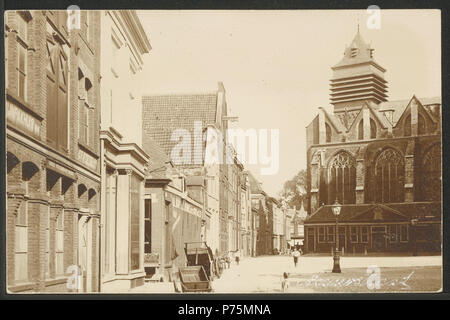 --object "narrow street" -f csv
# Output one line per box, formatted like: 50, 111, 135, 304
129, 254, 442, 293
211, 255, 442, 293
